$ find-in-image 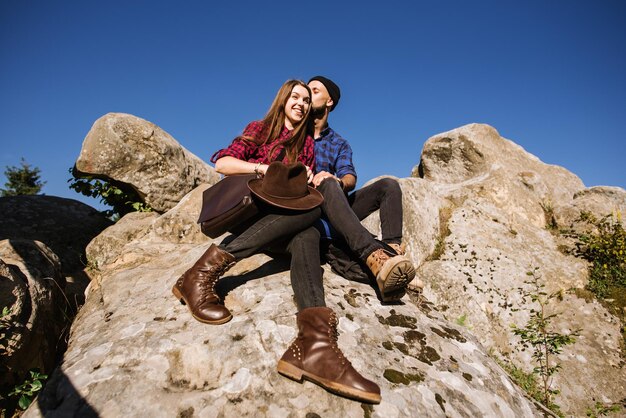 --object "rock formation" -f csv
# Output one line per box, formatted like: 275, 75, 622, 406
0, 196, 111, 400
75, 113, 220, 213
403, 124, 624, 414
14, 120, 624, 417
0, 196, 112, 275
